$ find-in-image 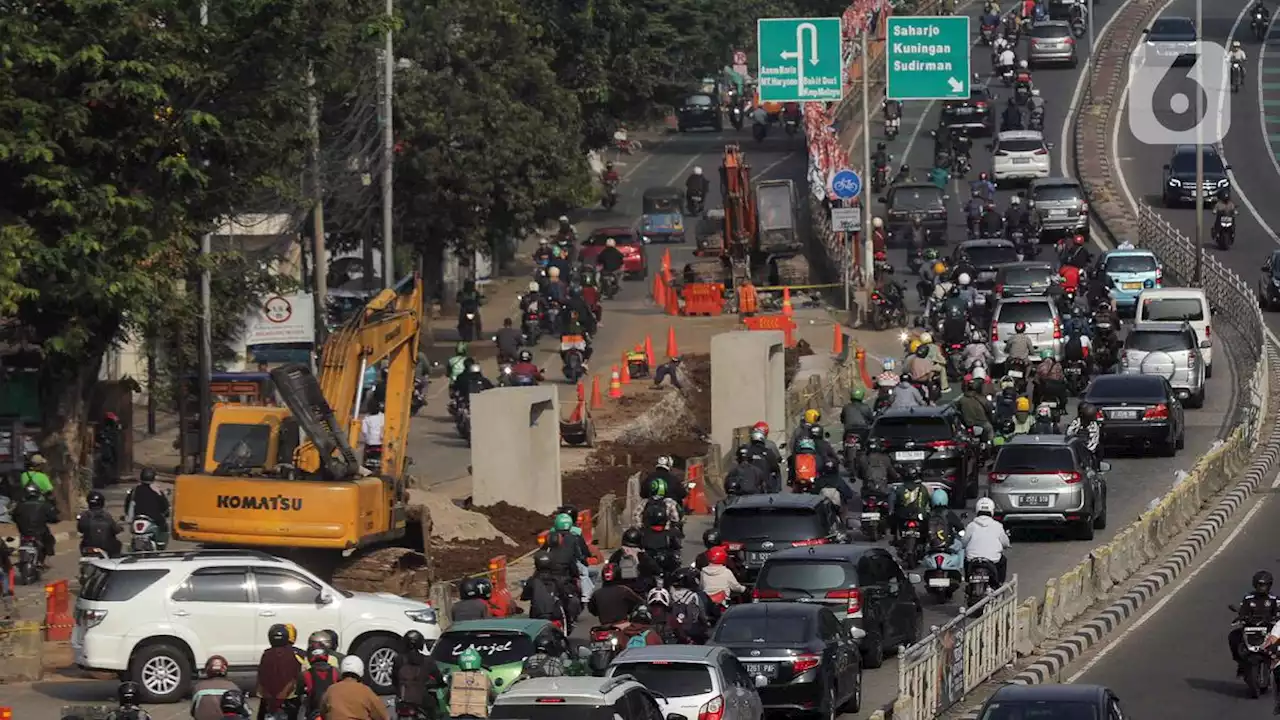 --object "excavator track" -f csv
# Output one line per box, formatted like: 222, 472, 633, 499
772, 254, 811, 286
327, 501, 433, 598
